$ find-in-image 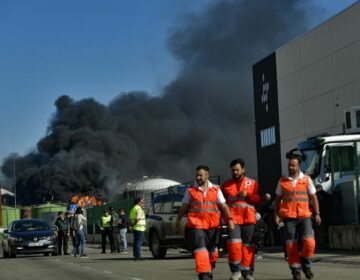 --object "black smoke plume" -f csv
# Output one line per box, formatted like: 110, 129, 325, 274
1, 0, 321, 204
